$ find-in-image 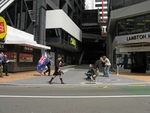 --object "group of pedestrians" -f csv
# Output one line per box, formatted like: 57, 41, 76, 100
0, 52, 9, 77
85, 55, 111, 81
42, 54, 111, 84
